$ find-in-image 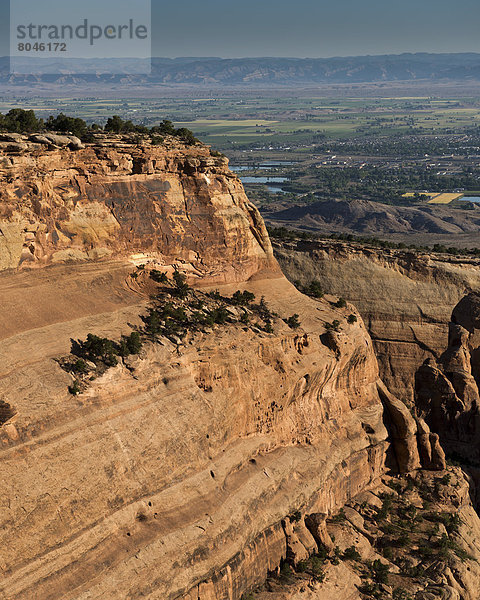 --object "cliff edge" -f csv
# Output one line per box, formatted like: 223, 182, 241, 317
0, 138, 442, 600
0, 133, 275, 283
